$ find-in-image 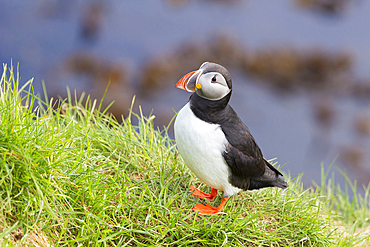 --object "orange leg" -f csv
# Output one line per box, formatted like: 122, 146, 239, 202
192, 196, 229, 215
189, 185, 218, 201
